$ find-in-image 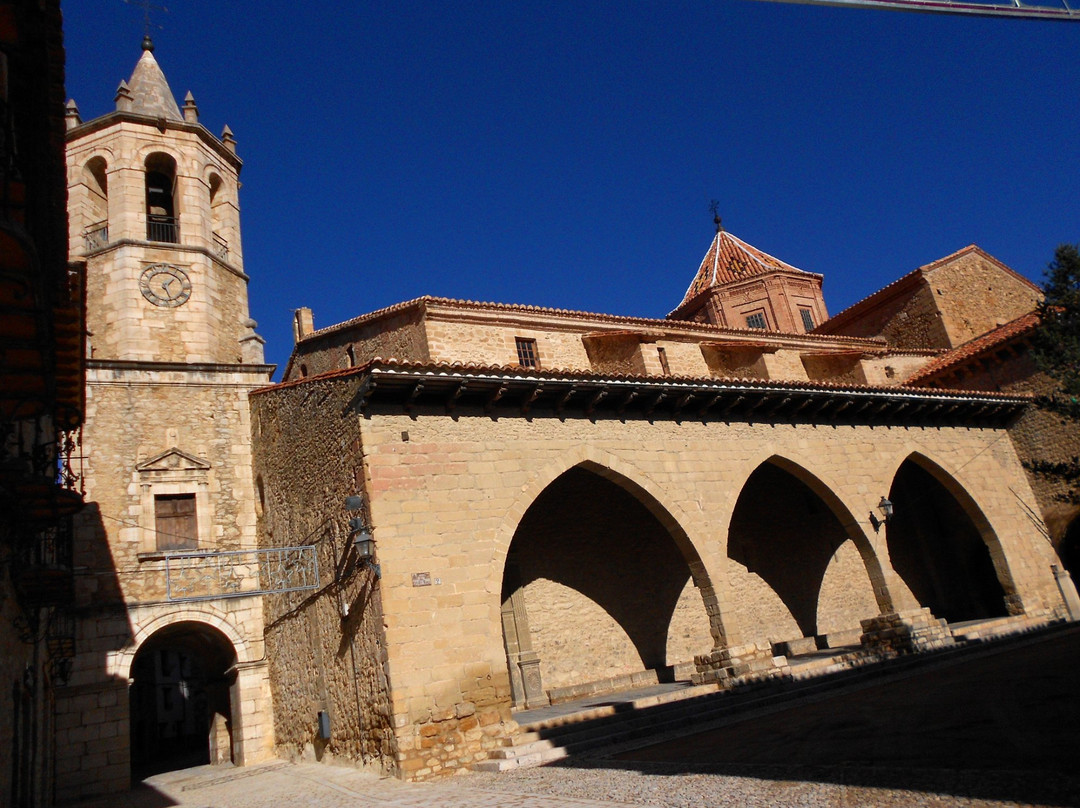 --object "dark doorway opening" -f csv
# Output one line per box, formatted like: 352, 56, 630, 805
887, 459, 1009, 623
129, 622, 236, 780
